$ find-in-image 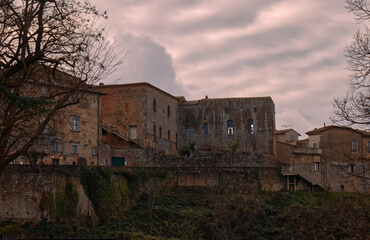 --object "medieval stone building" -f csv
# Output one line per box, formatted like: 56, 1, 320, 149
281, 125, 370, 193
